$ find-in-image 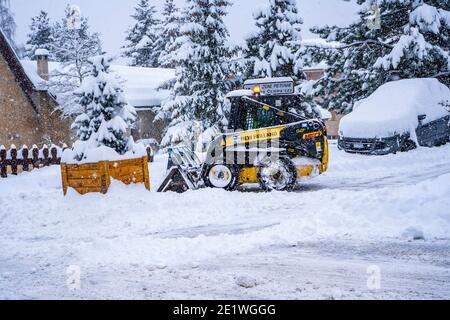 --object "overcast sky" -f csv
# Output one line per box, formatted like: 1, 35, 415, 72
10, 0, 359, 59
